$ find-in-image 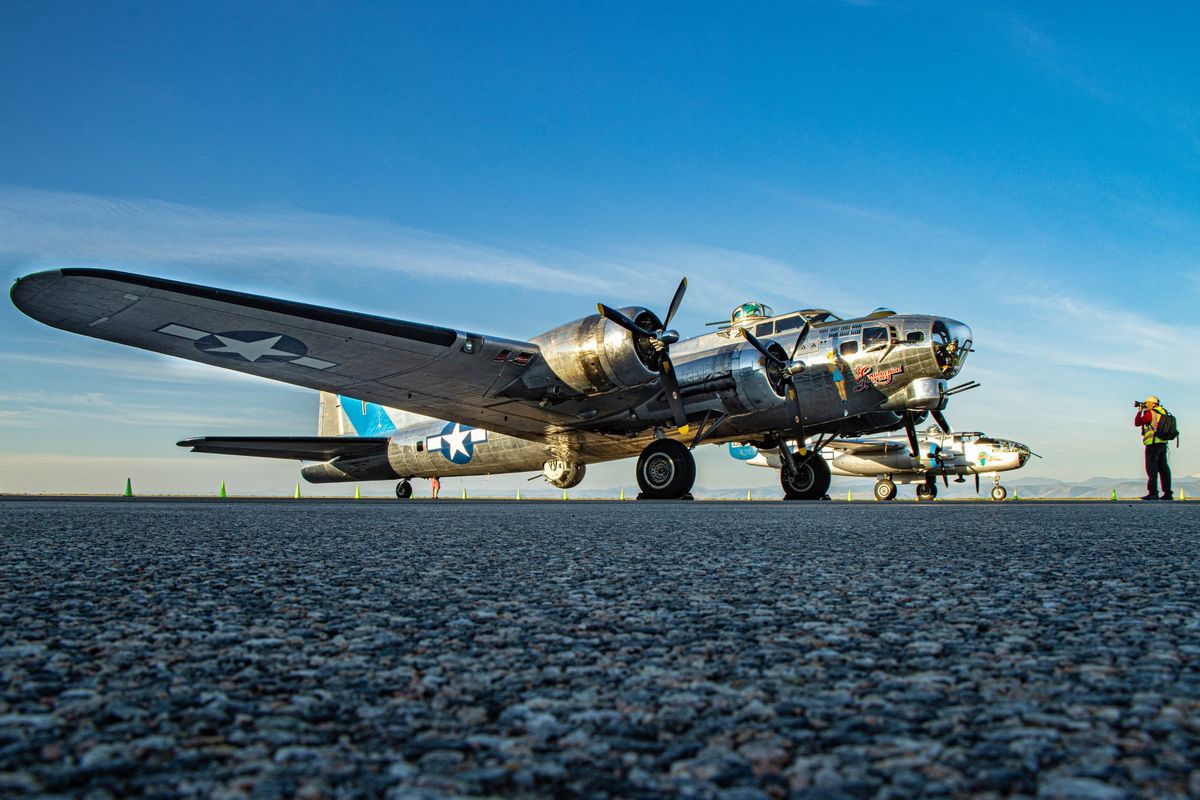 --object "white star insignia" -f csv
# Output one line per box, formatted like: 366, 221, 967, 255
204, 334, 297, 362
441, 424, 472, 459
